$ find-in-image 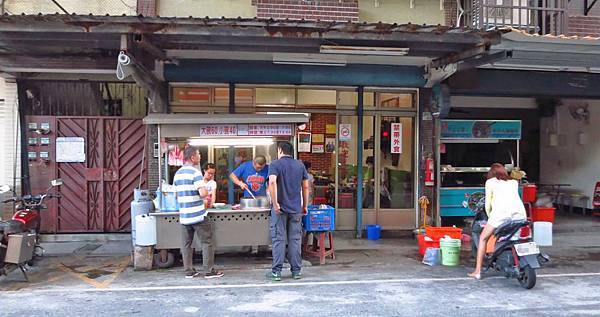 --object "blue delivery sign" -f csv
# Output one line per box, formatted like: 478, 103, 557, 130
440, 120, 521, 140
